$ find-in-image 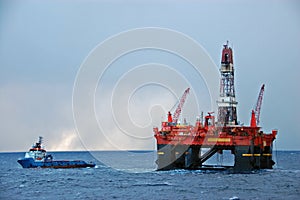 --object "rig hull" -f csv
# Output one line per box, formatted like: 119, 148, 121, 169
156, 144, 275, 172
154, 123, 277, 172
